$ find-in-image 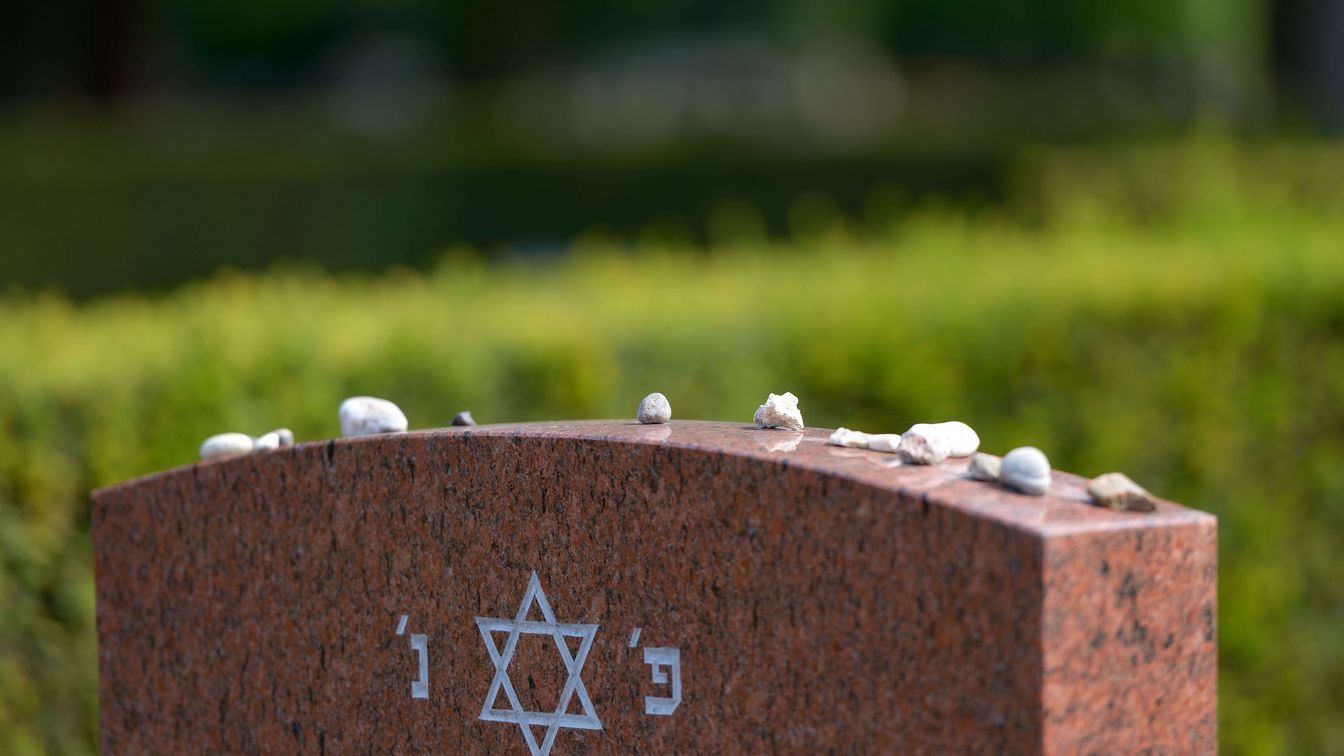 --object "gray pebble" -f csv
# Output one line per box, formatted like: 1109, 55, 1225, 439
451, 411, 476, 427
1000, 446, 1051, 495
967, 453, 1001, 482
637, 393, 672, 424
1086, 472, 1156, 512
